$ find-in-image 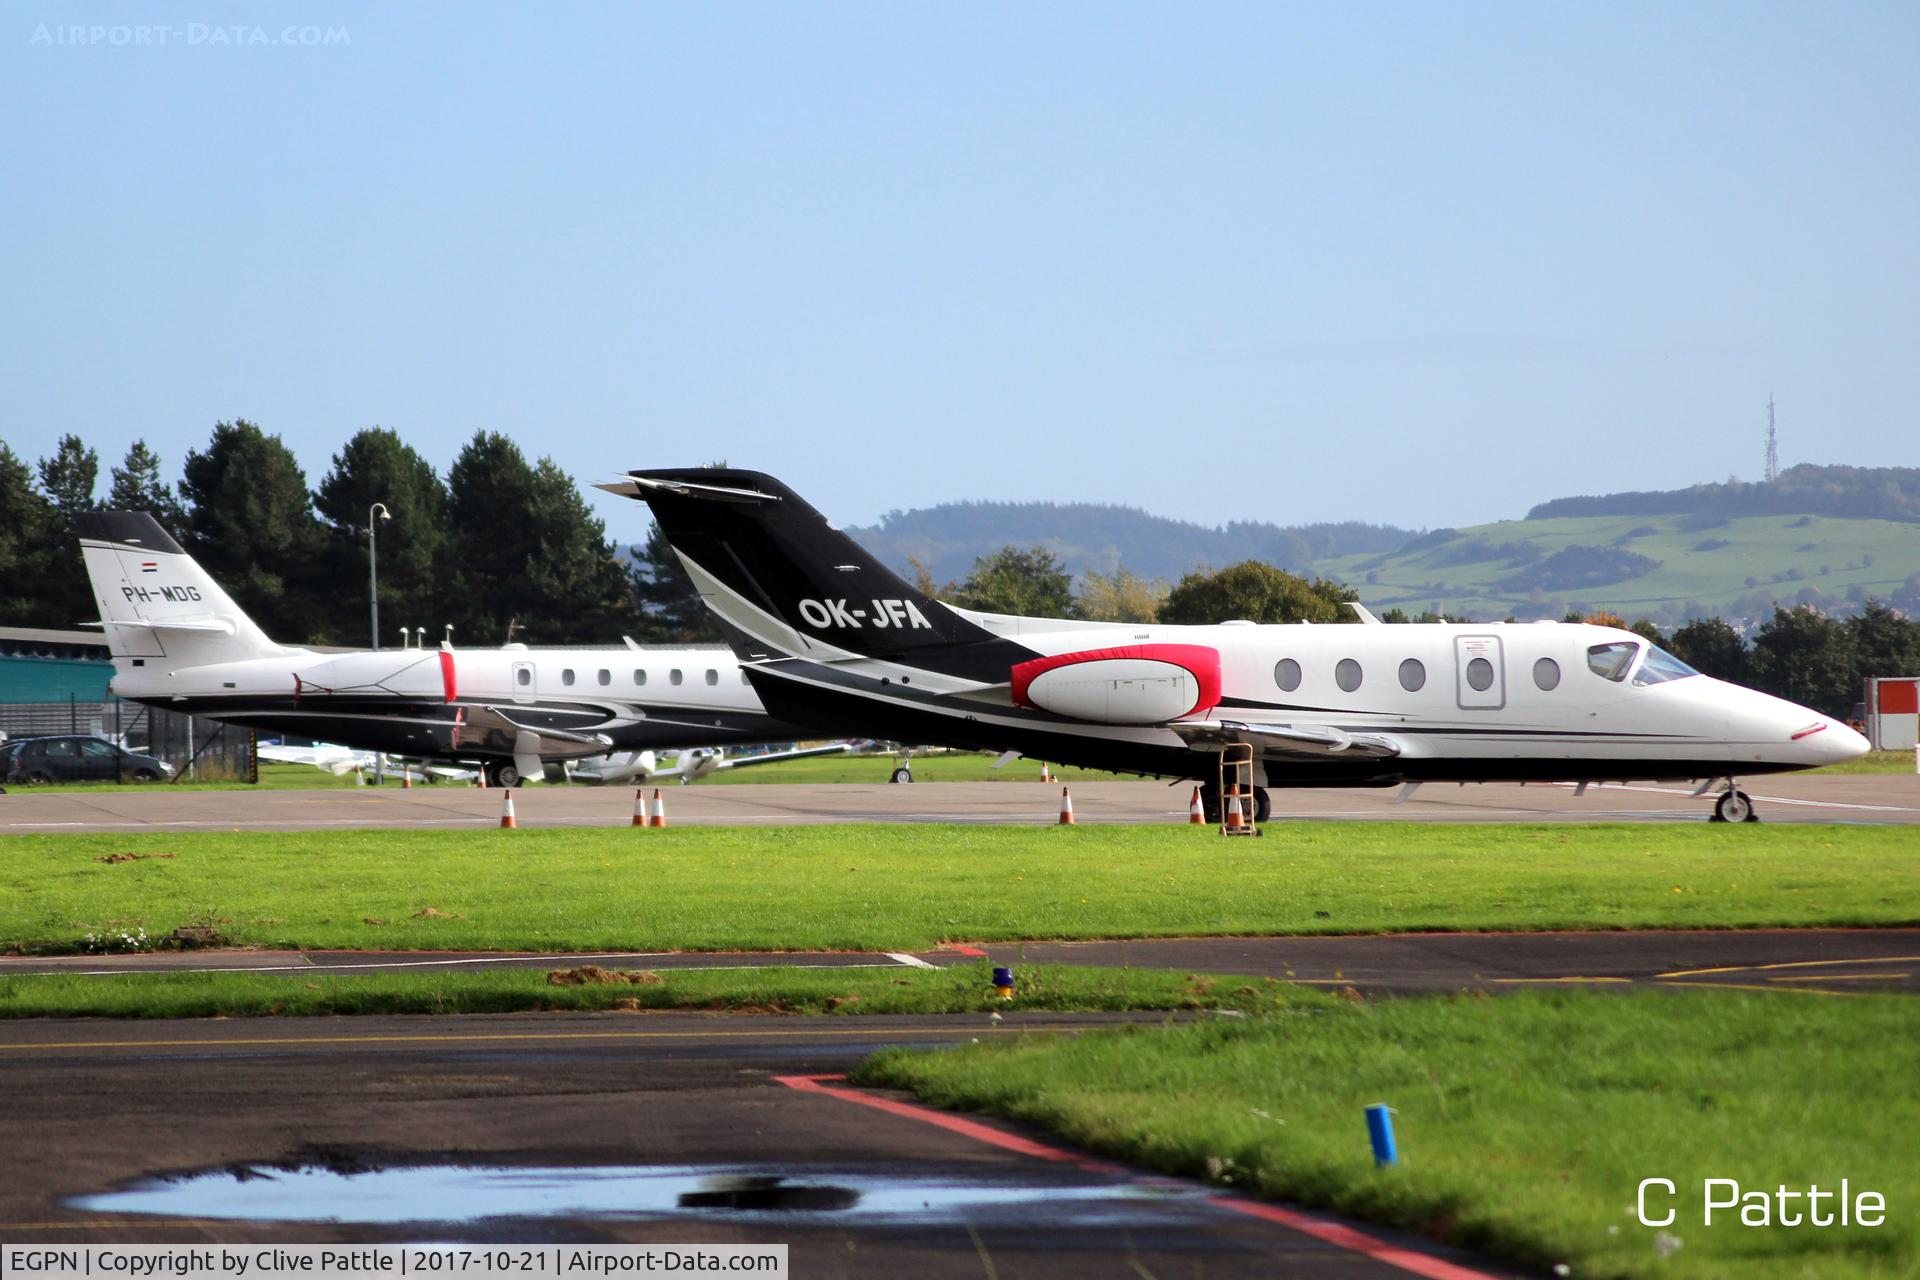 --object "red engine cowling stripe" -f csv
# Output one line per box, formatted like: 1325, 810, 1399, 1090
1010, 643, 1222, 718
